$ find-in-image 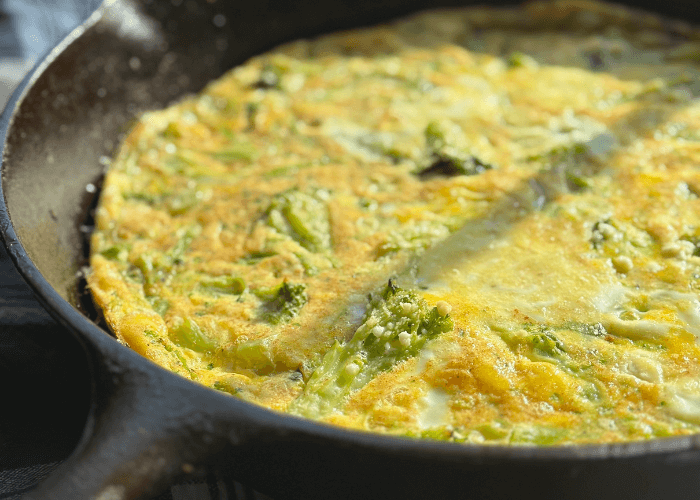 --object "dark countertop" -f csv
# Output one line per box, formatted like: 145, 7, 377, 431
0, 244, 90, 496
